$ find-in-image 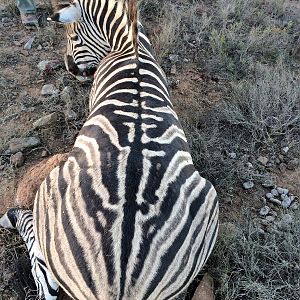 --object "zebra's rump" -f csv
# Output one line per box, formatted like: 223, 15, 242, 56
33, 157, 218, 300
